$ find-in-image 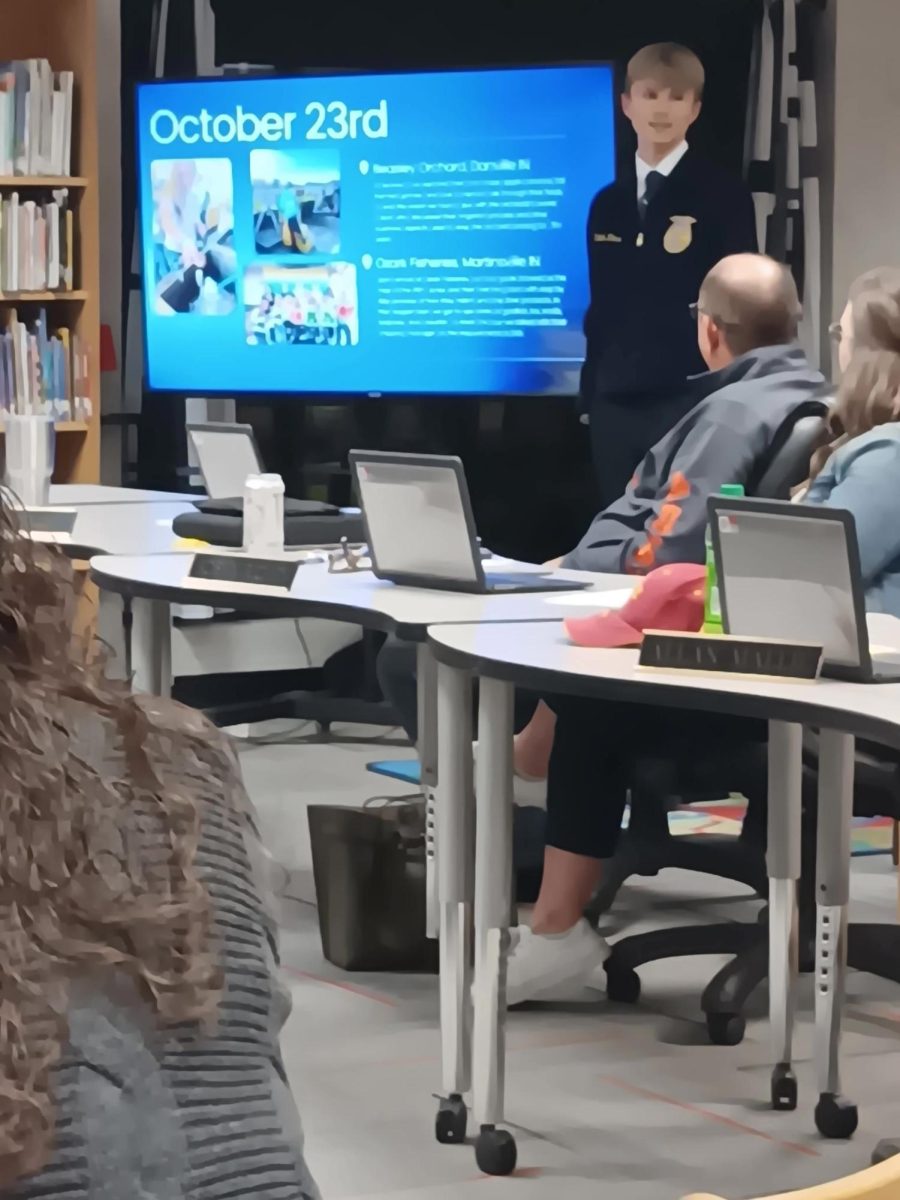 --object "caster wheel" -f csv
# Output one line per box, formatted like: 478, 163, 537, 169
475, 1126, 517, 1176
872, 1139, 900, 1166
605, 963, 641, 1004
770, 1064, 798, 1112
706, 1012, 746, 1047
435, 1095, 467, 1145
815, 1093, 859, 1140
